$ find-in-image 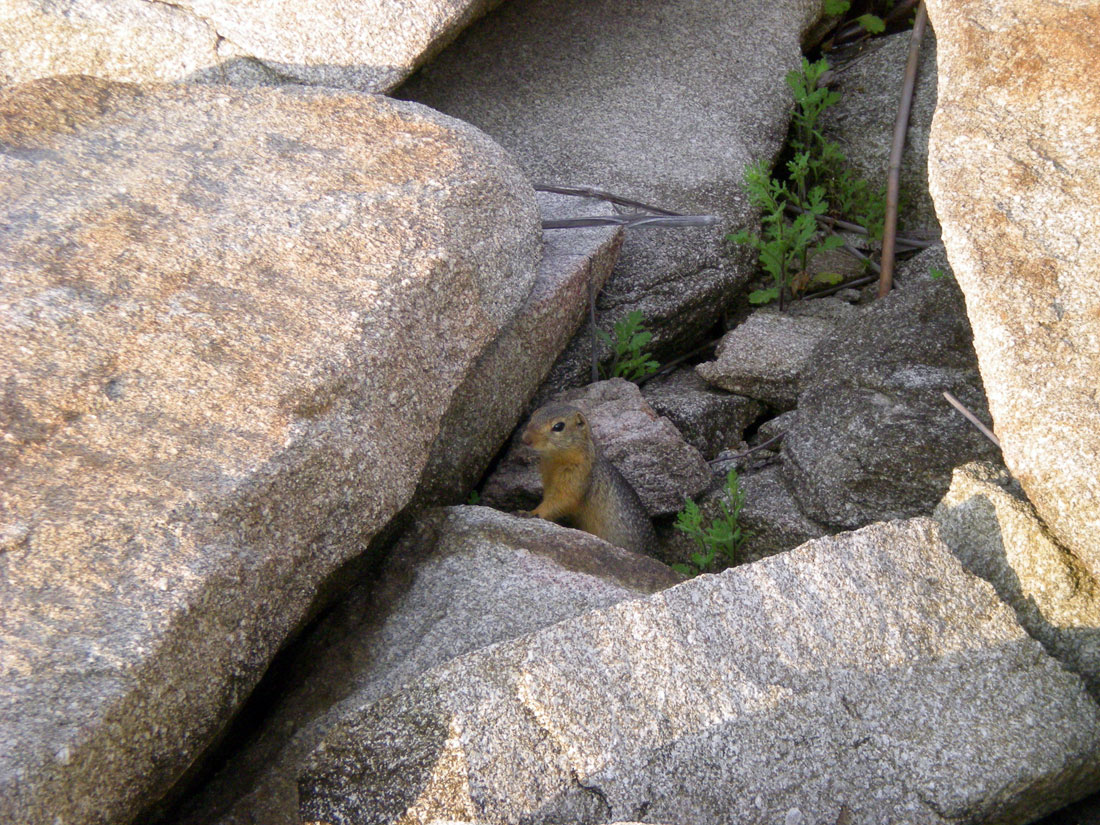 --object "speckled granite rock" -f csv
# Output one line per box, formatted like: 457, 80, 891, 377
783, 248, 1000, 529
641, 368, 763, 460
1, 0, 506, 92
480, 378, 712, 519
927, 0, 1100, 581
401, 0, 828, 393
0, 77, 540, 825
300, 519, 1100, 825
935, 462, 1100, 697
820, 30, 939, 235
696, 297, 855, 410
160, 506, 678, 825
